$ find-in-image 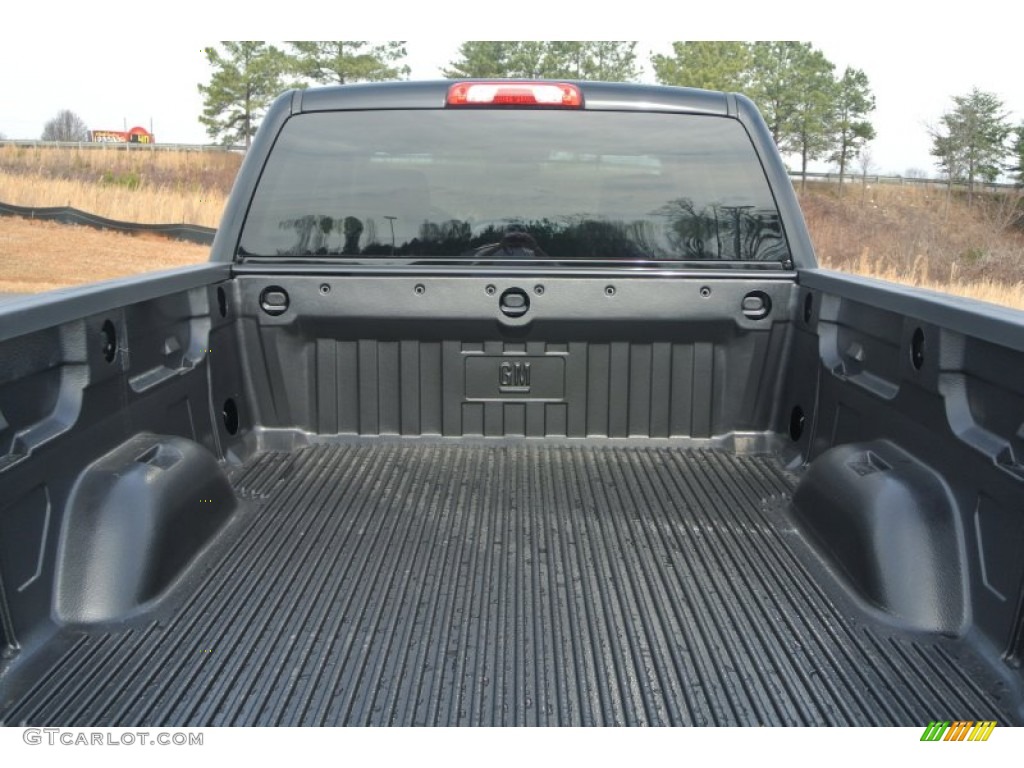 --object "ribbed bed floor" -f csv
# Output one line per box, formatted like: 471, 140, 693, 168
2, 442, 1019, 726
